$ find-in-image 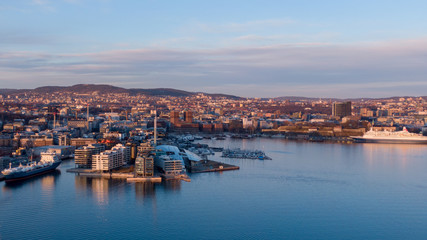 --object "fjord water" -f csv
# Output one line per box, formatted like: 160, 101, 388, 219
1, 138, 427, 239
